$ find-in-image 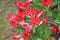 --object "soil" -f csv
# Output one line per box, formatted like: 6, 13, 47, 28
0, 0, 25, 40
